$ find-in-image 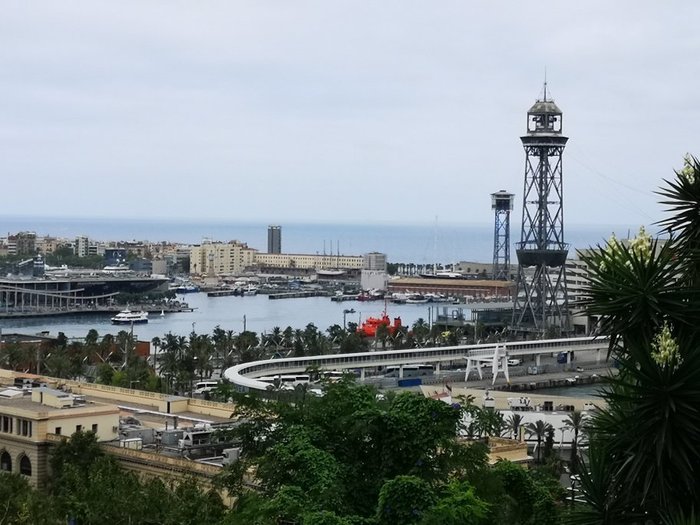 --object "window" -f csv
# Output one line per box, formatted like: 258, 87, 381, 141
55, 427, 62, 435
76, 425, 82, 433
18, 419, 32, 437
1, 416, 12, 434
91, 424, 98, 433
0, 451, 11, 472
19, 455, 31, 476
